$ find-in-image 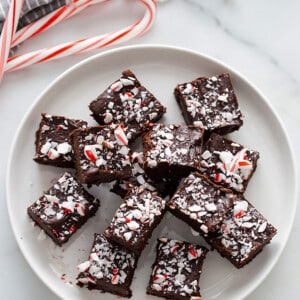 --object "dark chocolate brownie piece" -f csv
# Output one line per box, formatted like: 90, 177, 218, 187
77, 233, 138, 298
34, 113, 87, 168
200, 133, 260, 193
89, 70, 166, 143
143, 124, 204, 181
205, 196, 277, 268
104, 186, 166, 255
174, 73, 243, 135
27, 172, 100, 246
111, 151, 179, 198
168, 172, 236, 234
70, 125, 132, 184
147, 237, 208, 300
